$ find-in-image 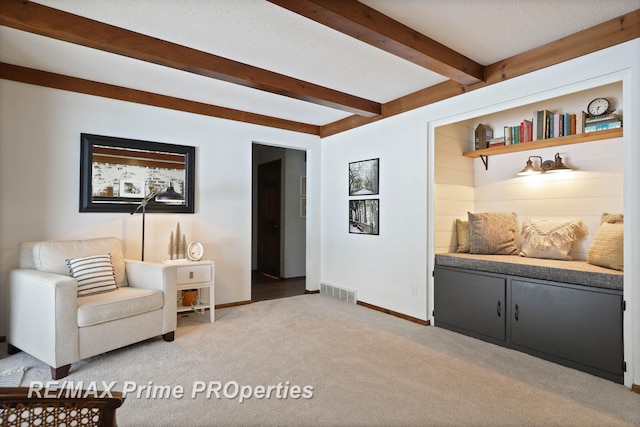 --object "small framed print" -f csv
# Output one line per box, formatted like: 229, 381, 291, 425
187, 242, 205, 261
349, 158, 379, 196
349, 199, 379, 235
300, 176, 307, 196
119, 180, 144, 198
